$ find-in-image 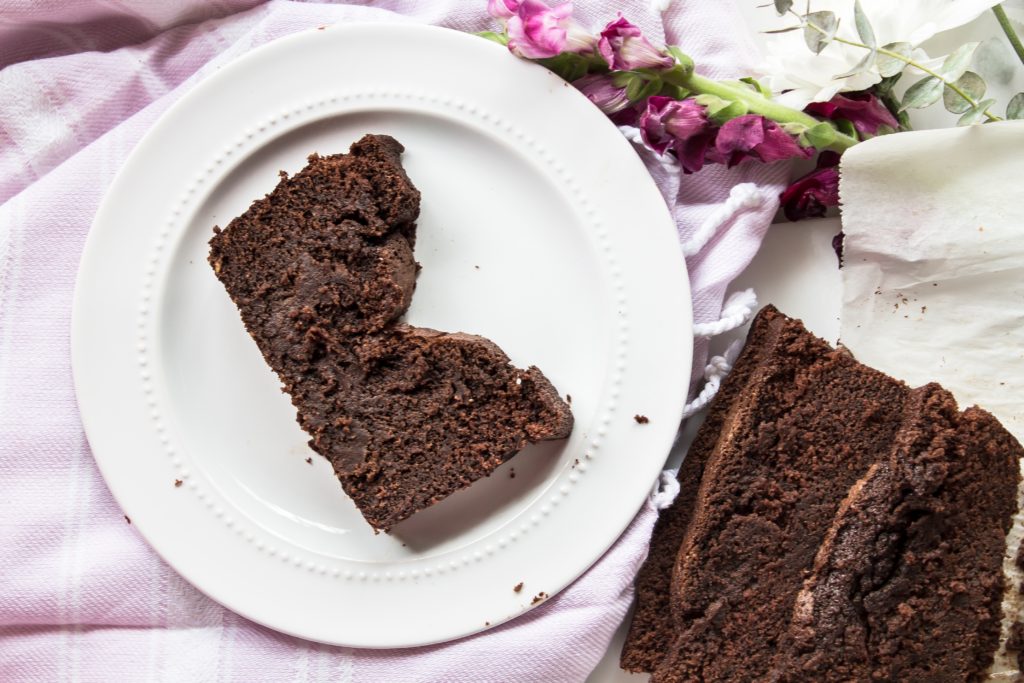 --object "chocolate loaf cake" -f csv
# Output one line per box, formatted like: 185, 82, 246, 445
620, 306, 828, 672
209, 134, 572, 531
650, 311, 913, 682
625, 305, 1022, 681
771, 384, 1021, 681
